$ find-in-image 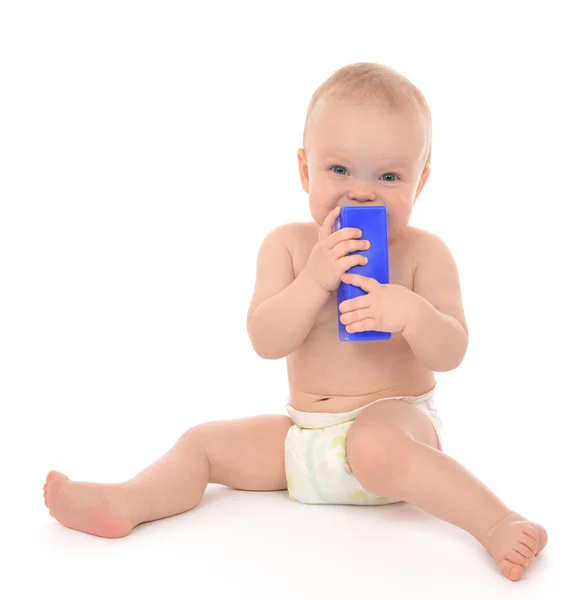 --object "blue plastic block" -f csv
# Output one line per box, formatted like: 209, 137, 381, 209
335, 206, 391, 341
